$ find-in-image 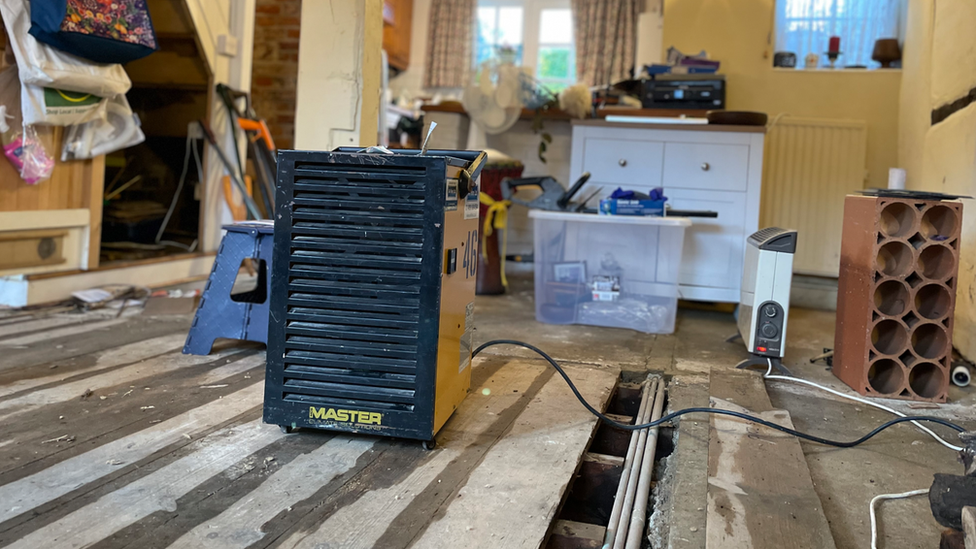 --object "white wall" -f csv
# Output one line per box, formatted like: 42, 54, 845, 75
295, 0, 382, 150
